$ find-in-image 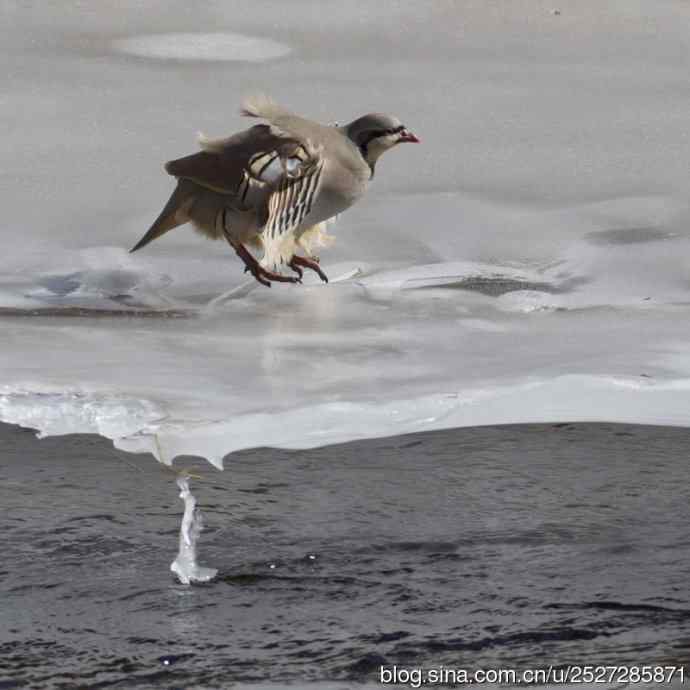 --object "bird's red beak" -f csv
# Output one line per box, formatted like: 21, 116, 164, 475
398, 129, 420, 144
